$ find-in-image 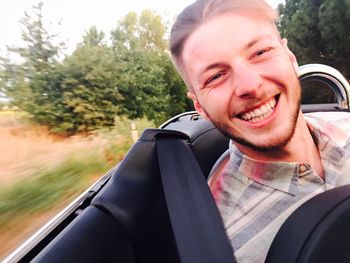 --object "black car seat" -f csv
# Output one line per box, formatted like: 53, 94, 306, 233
266, 184, 350, 263
31, 125, 229, 263
32, 129, 180, 262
